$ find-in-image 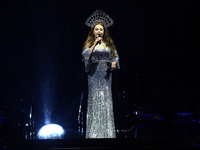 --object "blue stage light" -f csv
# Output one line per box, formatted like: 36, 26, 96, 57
37, 124, 65, 139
